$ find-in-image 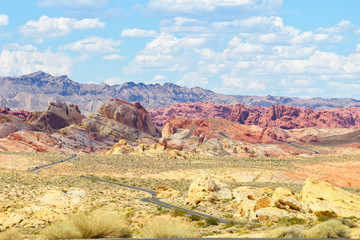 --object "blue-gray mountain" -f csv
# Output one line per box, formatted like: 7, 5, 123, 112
1, 71, 360, 115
